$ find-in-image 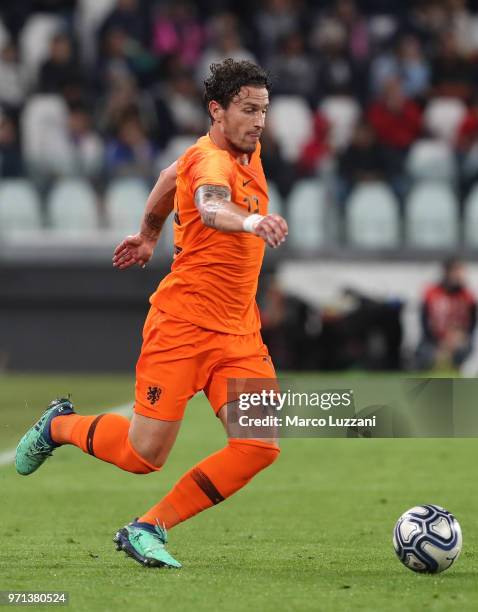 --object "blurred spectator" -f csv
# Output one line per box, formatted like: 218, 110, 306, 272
0, 113, 24, 177
96, 25, 156, 90
97, 72, 156, 138
196, 13, 256, 85
37, 32, 85, 103
63, 104, 104, 179
255, 0, 302, 60
333, 0, 369, 63
311, 18, 364, 102
99, 0, 149, 49
430, 31, 474, 101
337, 123, 387, 207
105, 111, 156, 179
406, 0, 448, 50
416, 259, 477, 371
267, 31, 316, 102
447, 0, 478, 58
260, 124, 297, 197
368, 78, 422, 151
0, 40, 26, 112
96, 27, 131, 86
368, 77, 422, 195
152, 2, 204, 68
457, 96, 478, 196
158, 71, 206, 136
318, 288, 403, 370
370, 35, 430, 99
259, 275, 315, 370
297, 112, 331, 177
